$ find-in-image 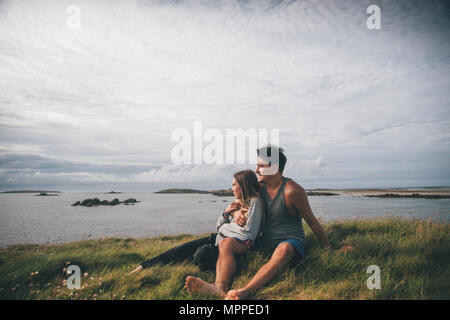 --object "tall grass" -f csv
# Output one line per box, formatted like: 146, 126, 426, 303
0, 218, 448, 300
